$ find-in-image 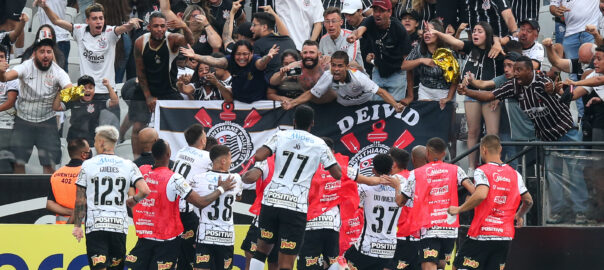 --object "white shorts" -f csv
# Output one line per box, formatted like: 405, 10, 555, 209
418, 83, 449, 101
